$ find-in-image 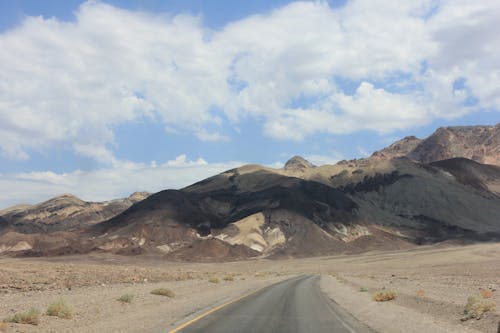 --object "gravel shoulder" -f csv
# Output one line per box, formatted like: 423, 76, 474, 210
0, 274, 288, 332
321, 275, 484, 333
319, 244, 500, 333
